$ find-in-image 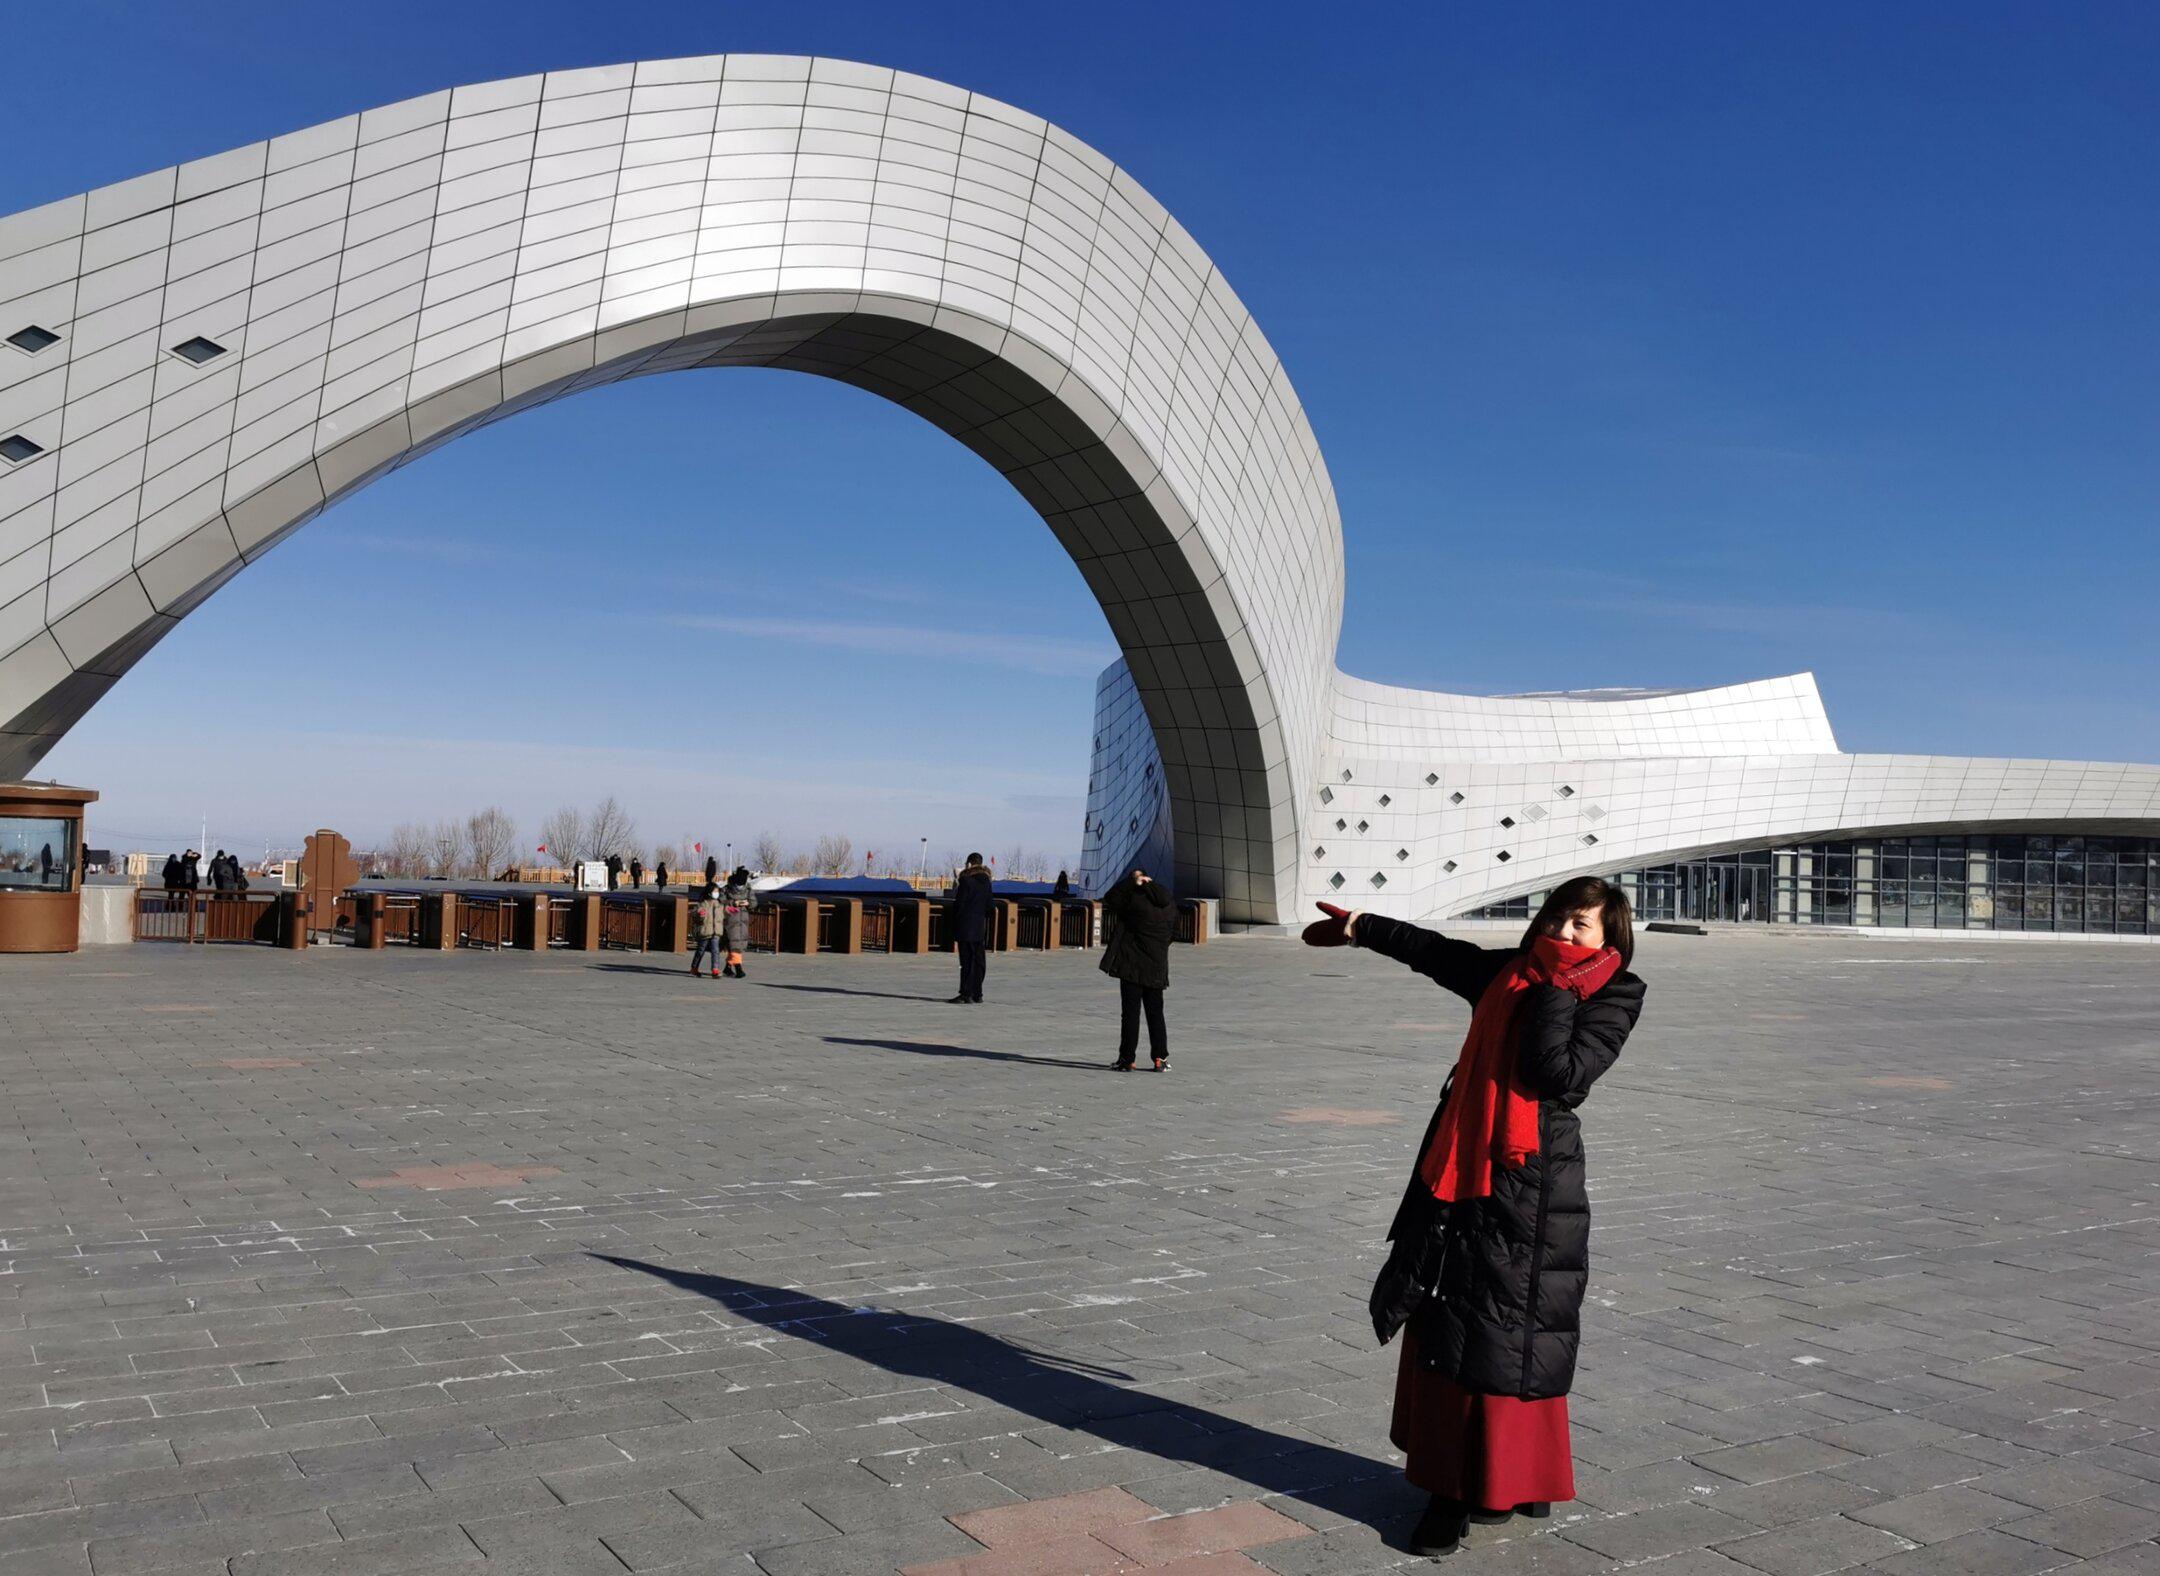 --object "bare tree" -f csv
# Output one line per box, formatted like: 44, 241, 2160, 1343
426, 819, 462, 878
585, 796, 636, 863
537, 807, 584, 870
383, 823, 429, 877
751, 832, 784, 873
465, 807, 517, 878
811, 834, 854, 876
